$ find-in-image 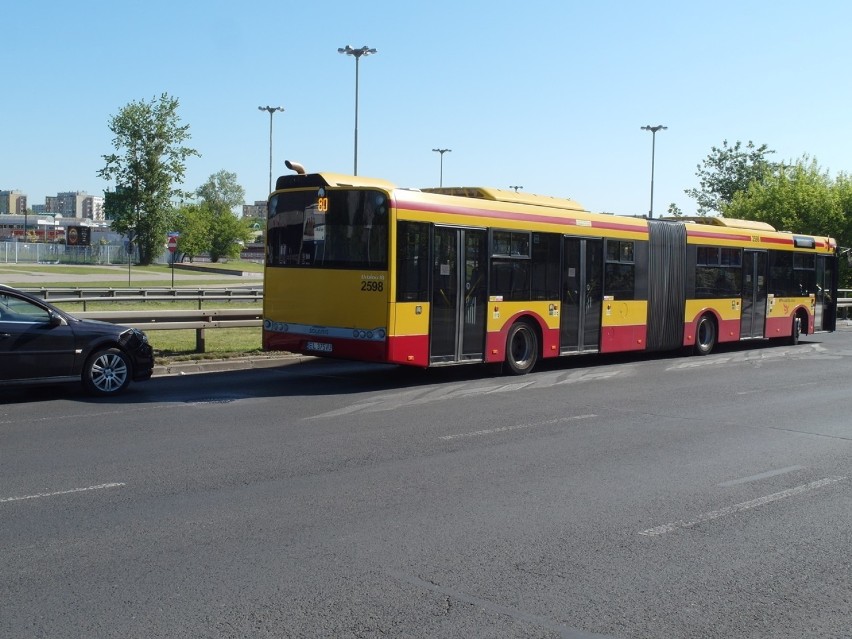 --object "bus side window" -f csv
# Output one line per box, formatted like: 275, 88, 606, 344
396, 221, 429, 302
